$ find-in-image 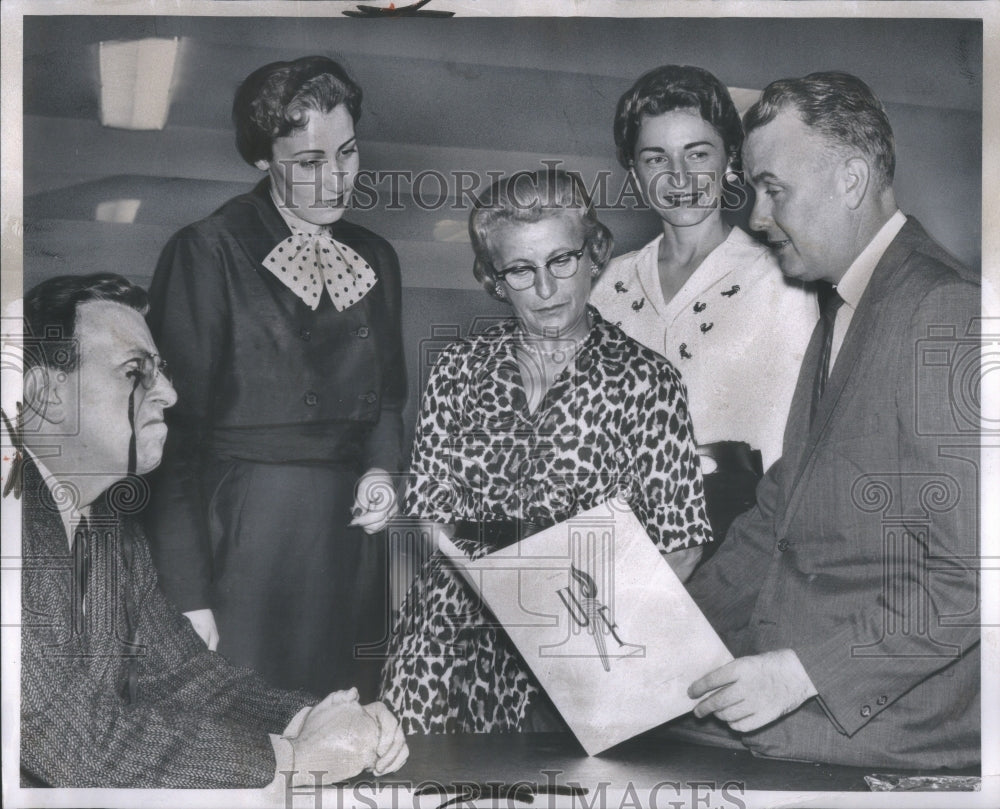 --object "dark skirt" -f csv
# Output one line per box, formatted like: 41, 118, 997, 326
207, 458, 388, 700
